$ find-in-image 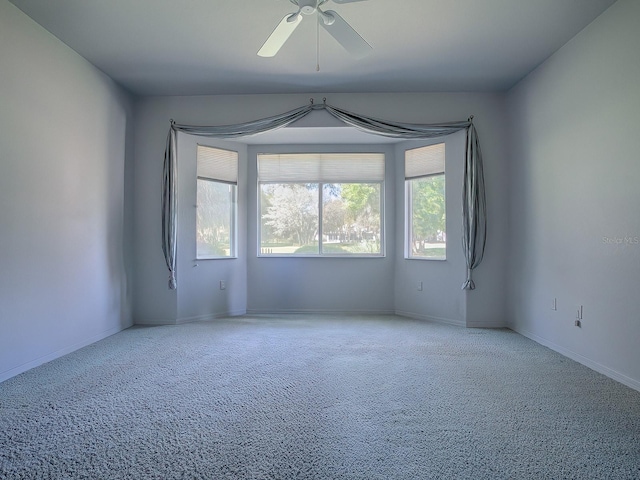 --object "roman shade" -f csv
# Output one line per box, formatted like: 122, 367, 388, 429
258, 153, 384, 183
197, 145, 238, 184
405, 143, 445, 180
